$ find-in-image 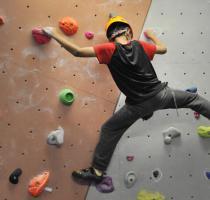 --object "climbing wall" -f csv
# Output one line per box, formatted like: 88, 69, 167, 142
87, 0, 210, 199
0, 0, 152, 199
